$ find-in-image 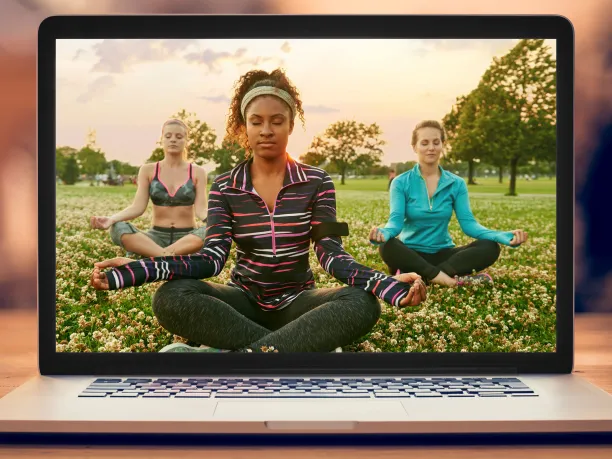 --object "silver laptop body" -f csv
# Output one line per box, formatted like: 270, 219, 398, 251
1, 14, 611, 437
